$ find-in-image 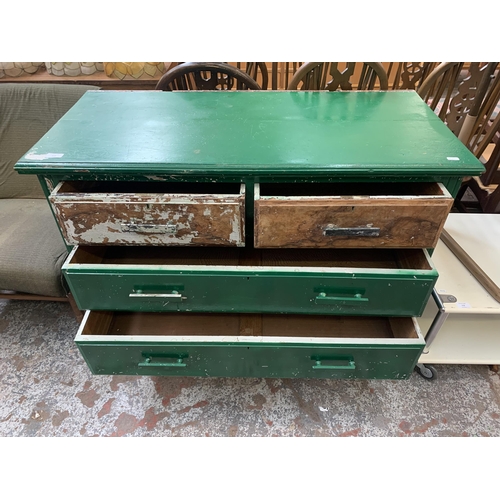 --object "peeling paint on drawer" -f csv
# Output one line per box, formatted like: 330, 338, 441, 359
50, 183, 245, 246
